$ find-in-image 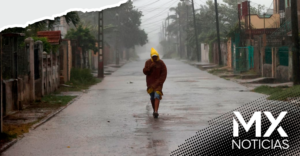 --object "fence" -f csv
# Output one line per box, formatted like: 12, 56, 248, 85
2, 35, 28, 79
233, 46, 254, 74
265, 47, 272, 64
278, 46, 289, 66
